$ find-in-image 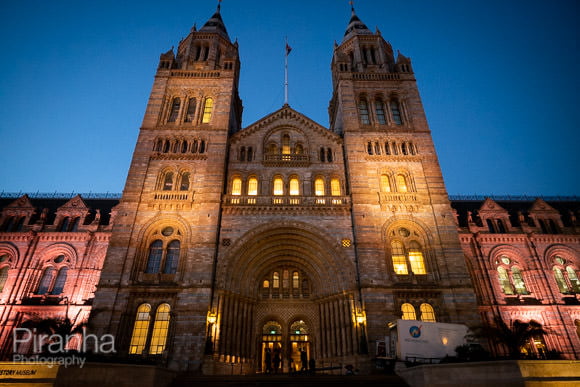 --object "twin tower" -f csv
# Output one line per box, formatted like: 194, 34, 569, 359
90, 4, 478, 373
